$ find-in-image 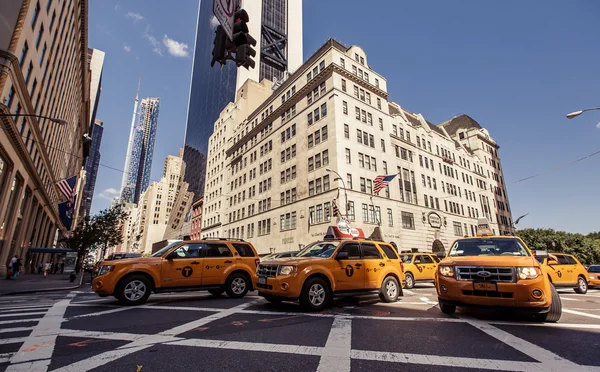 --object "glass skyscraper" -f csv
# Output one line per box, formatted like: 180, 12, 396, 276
182, 0, 303, 202
85, 120, 103, 216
